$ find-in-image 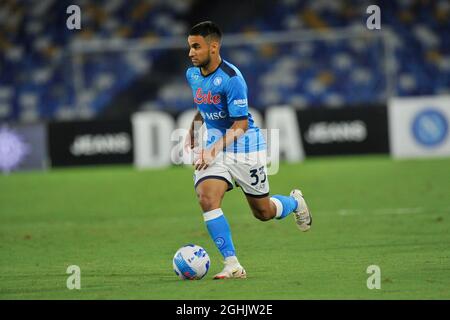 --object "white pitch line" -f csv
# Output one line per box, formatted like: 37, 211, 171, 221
337, 209, 362, 216
373, 207, 425, 215
337, 207, 428, 216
